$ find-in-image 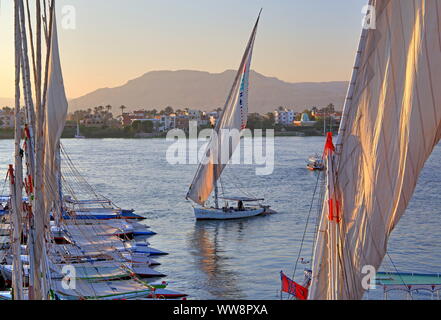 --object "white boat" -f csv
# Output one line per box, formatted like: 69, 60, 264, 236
186, 11, 270, 221
194, 197, 265, 220
74, 120, 85, 139
194, 207, 264, 220
306, 154, 324, 171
